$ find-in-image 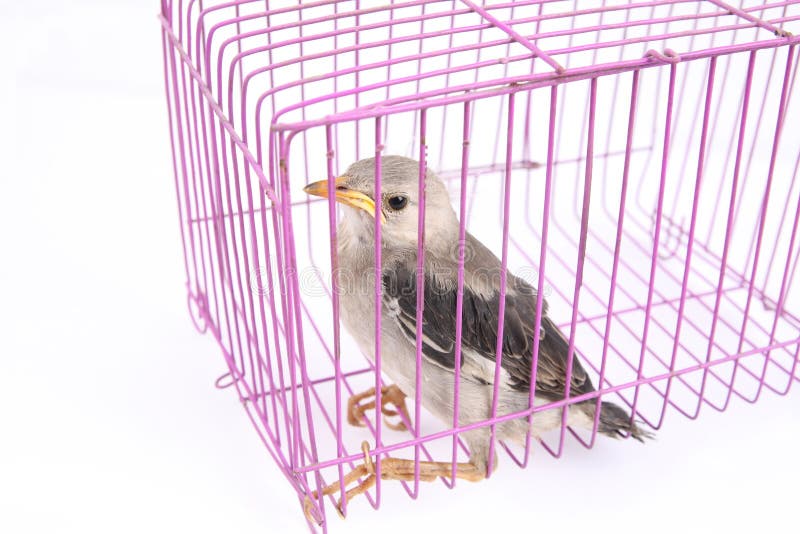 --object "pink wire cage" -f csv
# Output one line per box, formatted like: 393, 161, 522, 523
160, 0, 800, 530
